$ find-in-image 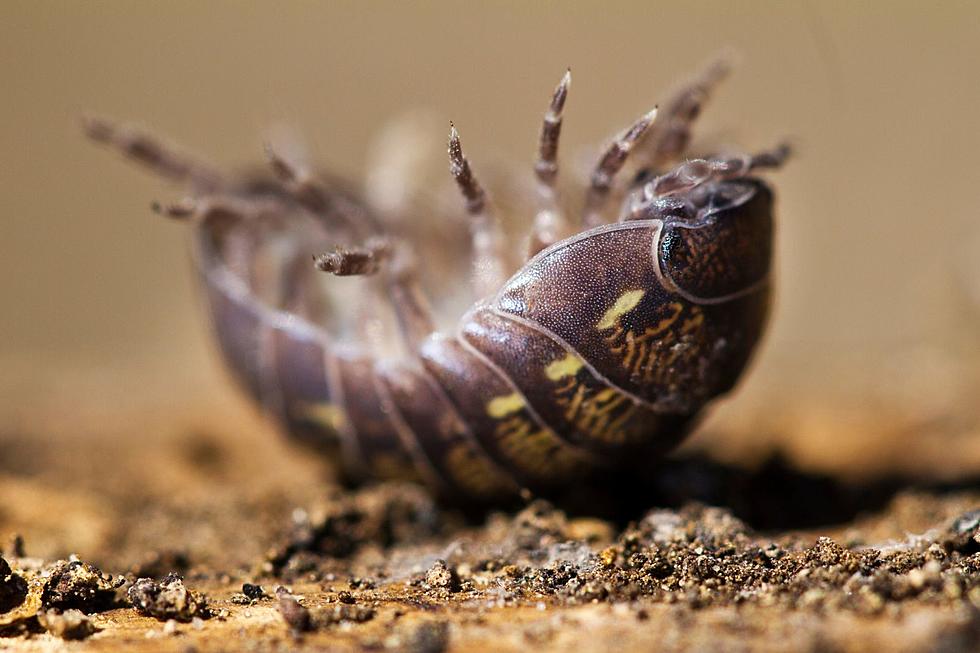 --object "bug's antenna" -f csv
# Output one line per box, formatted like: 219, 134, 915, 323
582, 107, 658, 228
528, 68, 571, 257
82, 115, 224, 192
448, 123, 506, 298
